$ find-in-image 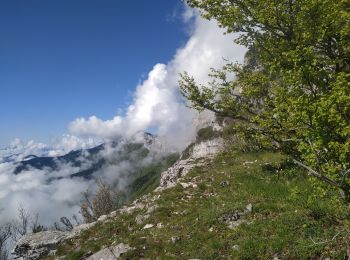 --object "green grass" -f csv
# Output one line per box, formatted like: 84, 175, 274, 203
180, 142, 195, 160
53, 151, 350, 259
196, 126, 221, 143
126, 153, 179, 201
